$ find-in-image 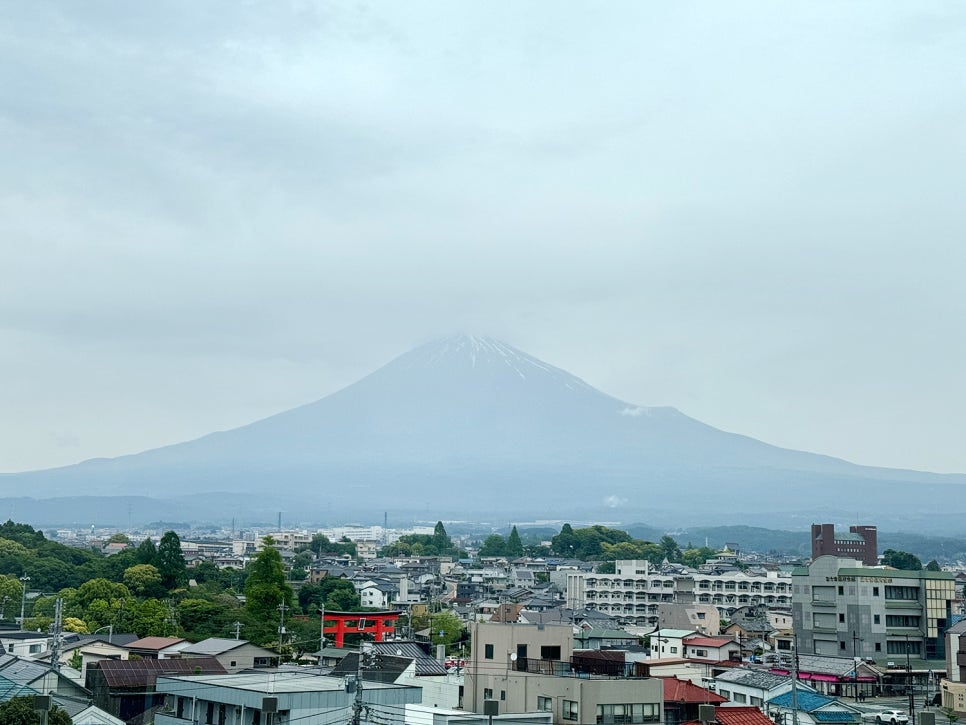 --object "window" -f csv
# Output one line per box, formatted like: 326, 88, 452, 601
840, 641, 846, 650
563, 700, 579, 721
875, 643, 881, 652
484, 688, 493, 700
538, 697, 553, 712
670, 646, 678, 654
751, 697, 762, 707
733, 693, 747, 703
697, 612, 706, 619
885, 586, 918, 601
838, 586, 844, 595
484, 644, 494, 659
595, 703, 660, 723
873, 587, 880, 596
28, 644, 41, 654
874, 615, 880, 624
694, 649, 708, 657
501, 691, 506, 701
541, 645, 561, 660
719, 689, 731, 699
838, 613, 845, 622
